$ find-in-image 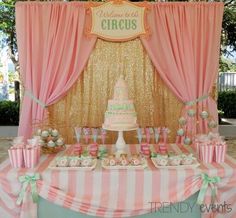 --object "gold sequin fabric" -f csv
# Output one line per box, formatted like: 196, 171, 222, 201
48, 38, 183, 144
